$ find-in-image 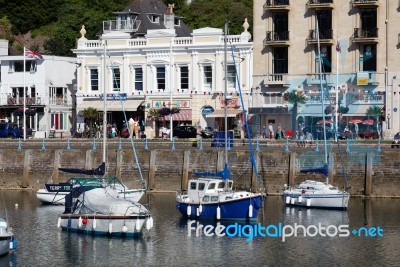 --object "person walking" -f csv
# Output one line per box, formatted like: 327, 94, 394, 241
261, 126, 268, 139
268, 123, 274, 139
128, 117, 135, 138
